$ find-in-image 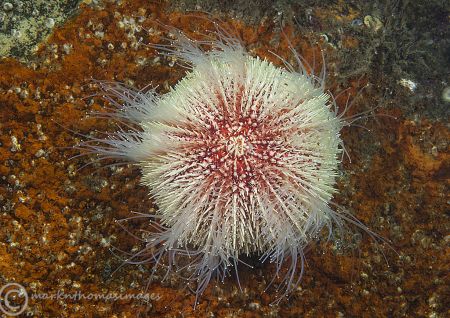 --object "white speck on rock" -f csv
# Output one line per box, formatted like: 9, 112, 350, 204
10, 136, 21, 152
398, 78, 417, 92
